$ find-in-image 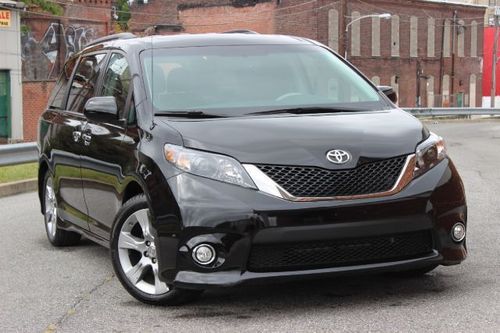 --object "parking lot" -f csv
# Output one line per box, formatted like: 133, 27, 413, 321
0, 120, 499, 333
